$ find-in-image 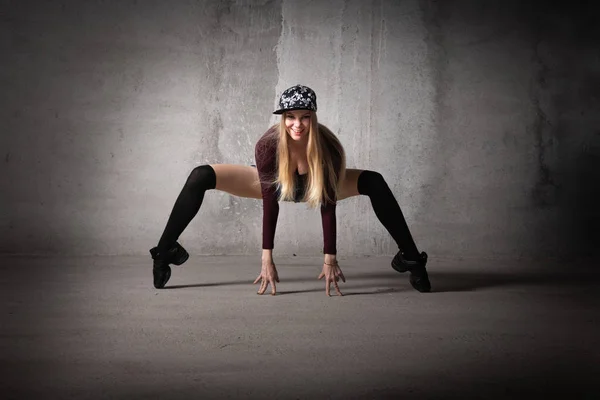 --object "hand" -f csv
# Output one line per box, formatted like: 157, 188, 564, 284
253, 261, 279, 295
318, 261, 346, 296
